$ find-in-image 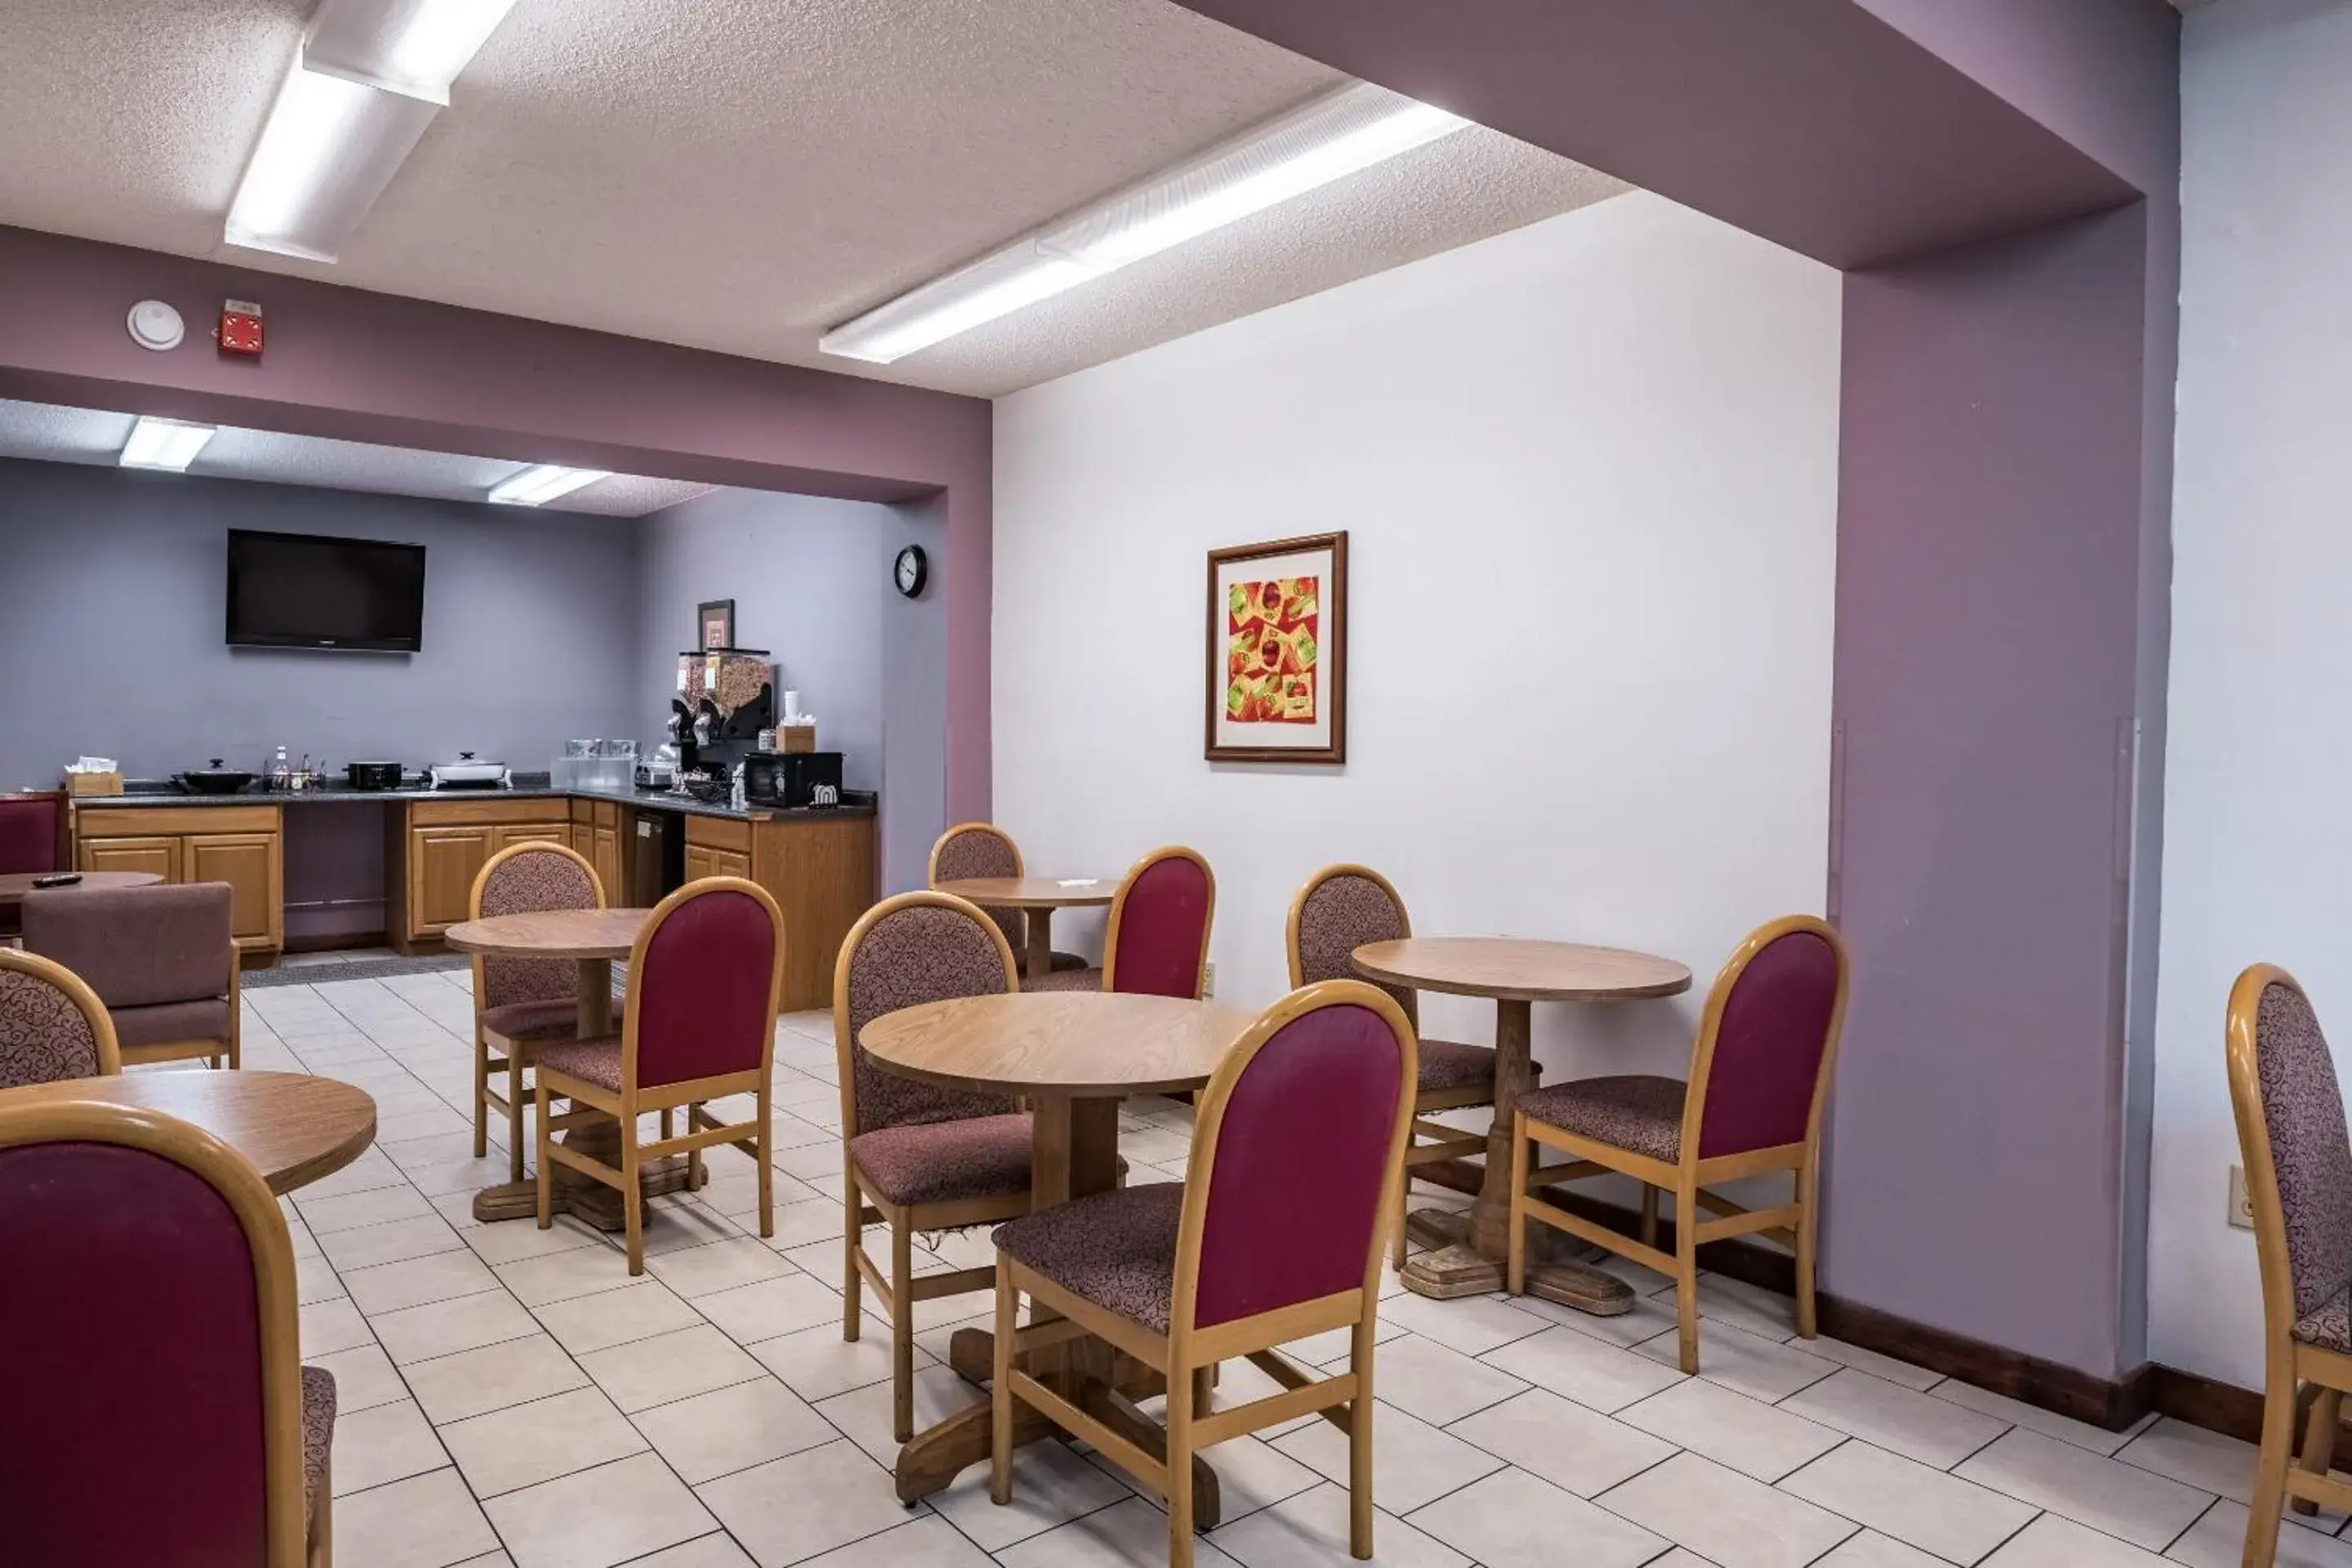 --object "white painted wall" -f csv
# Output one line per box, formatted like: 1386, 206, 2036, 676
991, 191, 1842, 1080
2149, 0, 2352, 1391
